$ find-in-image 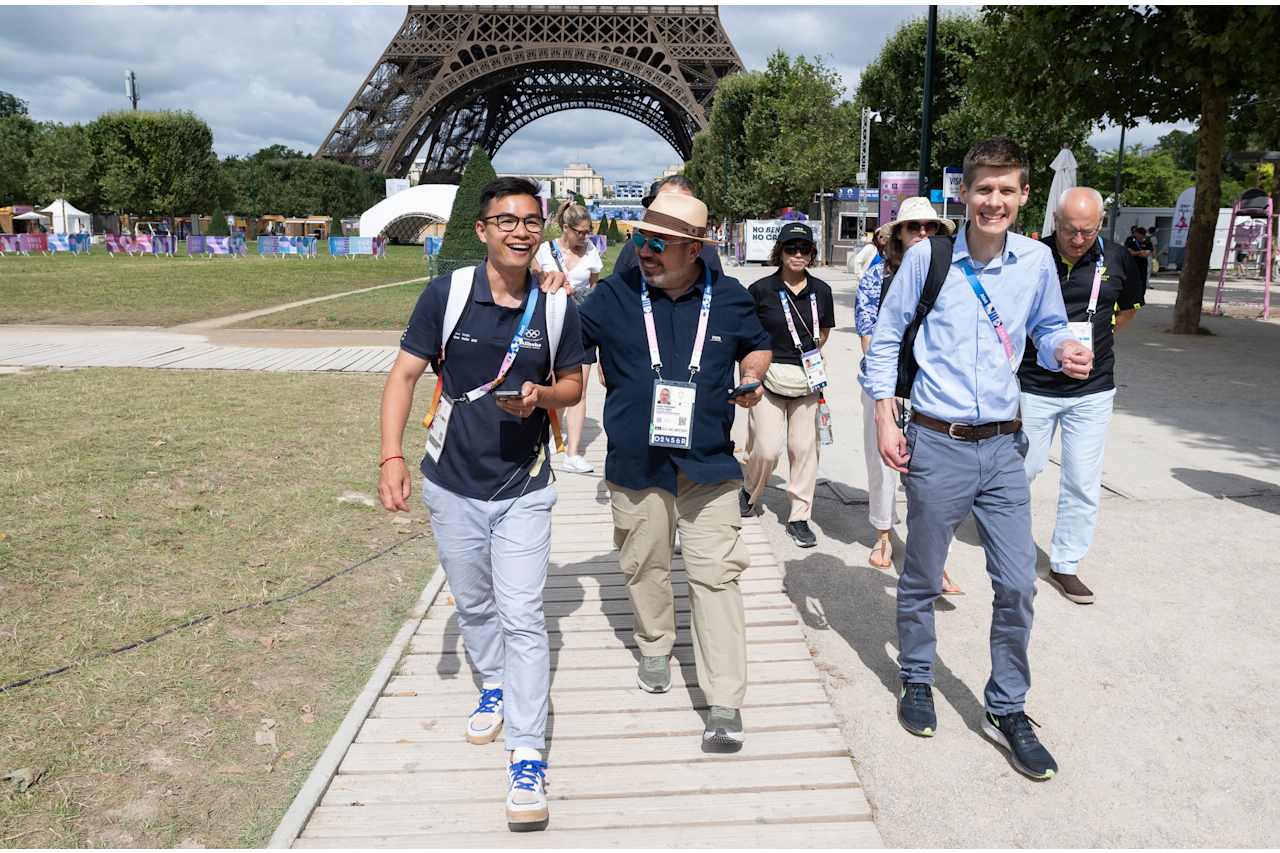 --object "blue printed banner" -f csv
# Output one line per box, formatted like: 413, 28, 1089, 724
423, 235, 443, 256
187, 235, 246, 257
328, 236, 387, 258
47, 234, 92, 254
258, 236, 317, 257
